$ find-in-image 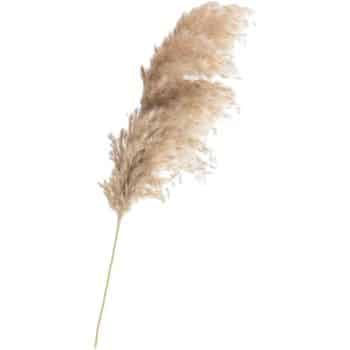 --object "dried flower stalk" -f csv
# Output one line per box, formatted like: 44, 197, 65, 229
94, 2, 251, 348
